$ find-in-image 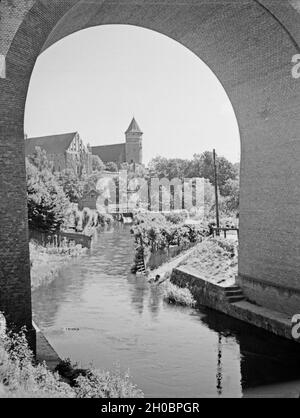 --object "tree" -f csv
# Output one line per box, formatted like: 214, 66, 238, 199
222, 178, 240, 213
105, 162, 118, 173
27, 146, 53, 172
148, 156, 188, 179
91, 155, 105, 172
26, 160, 69, 232
56, 169, 84, 203
186, 152, 237, 195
